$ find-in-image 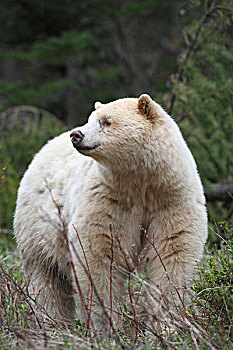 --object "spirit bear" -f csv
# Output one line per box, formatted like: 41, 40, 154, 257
14, 94, 207, 327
